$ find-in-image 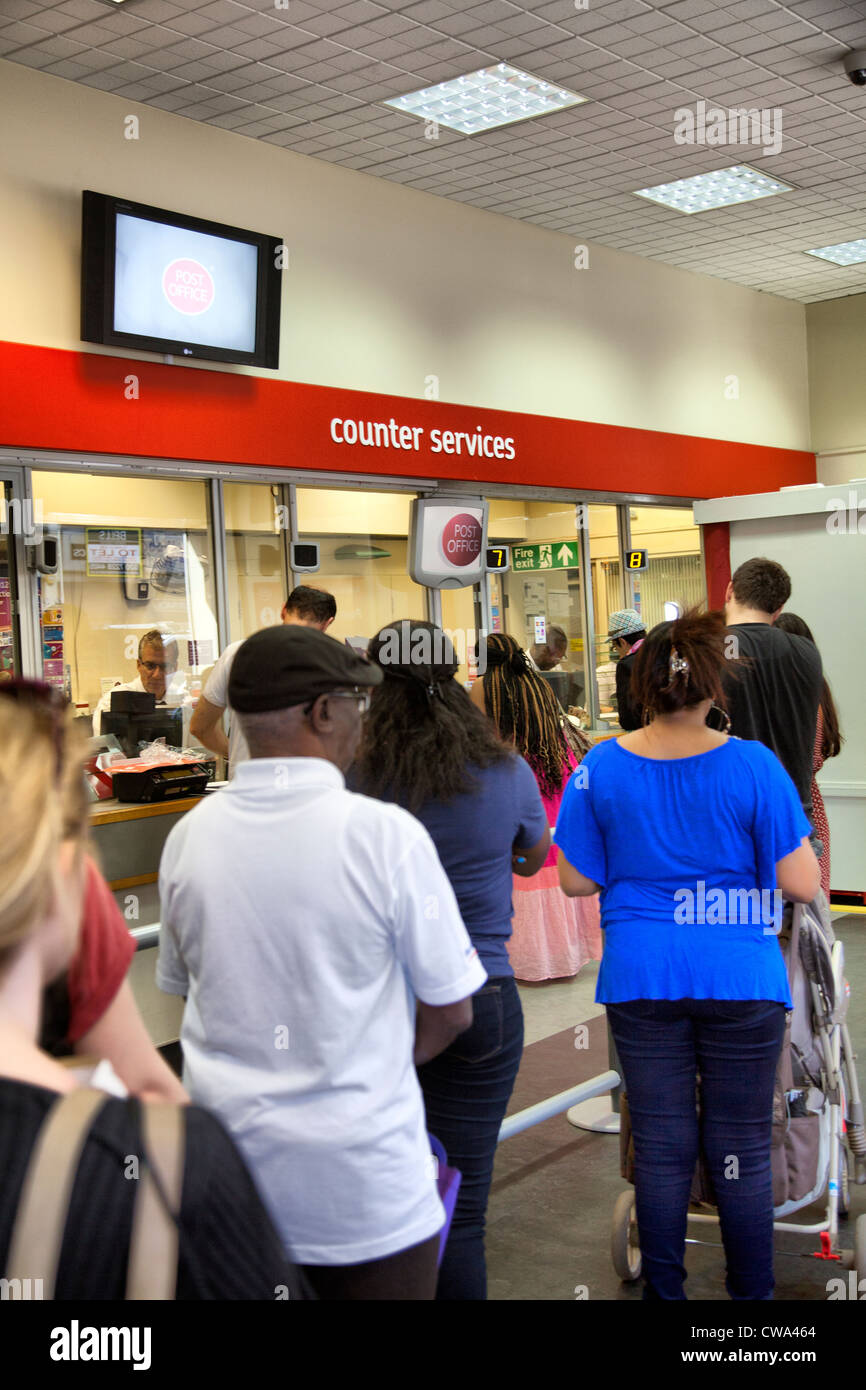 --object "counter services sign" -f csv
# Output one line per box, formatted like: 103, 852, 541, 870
409, 497, 488, 589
